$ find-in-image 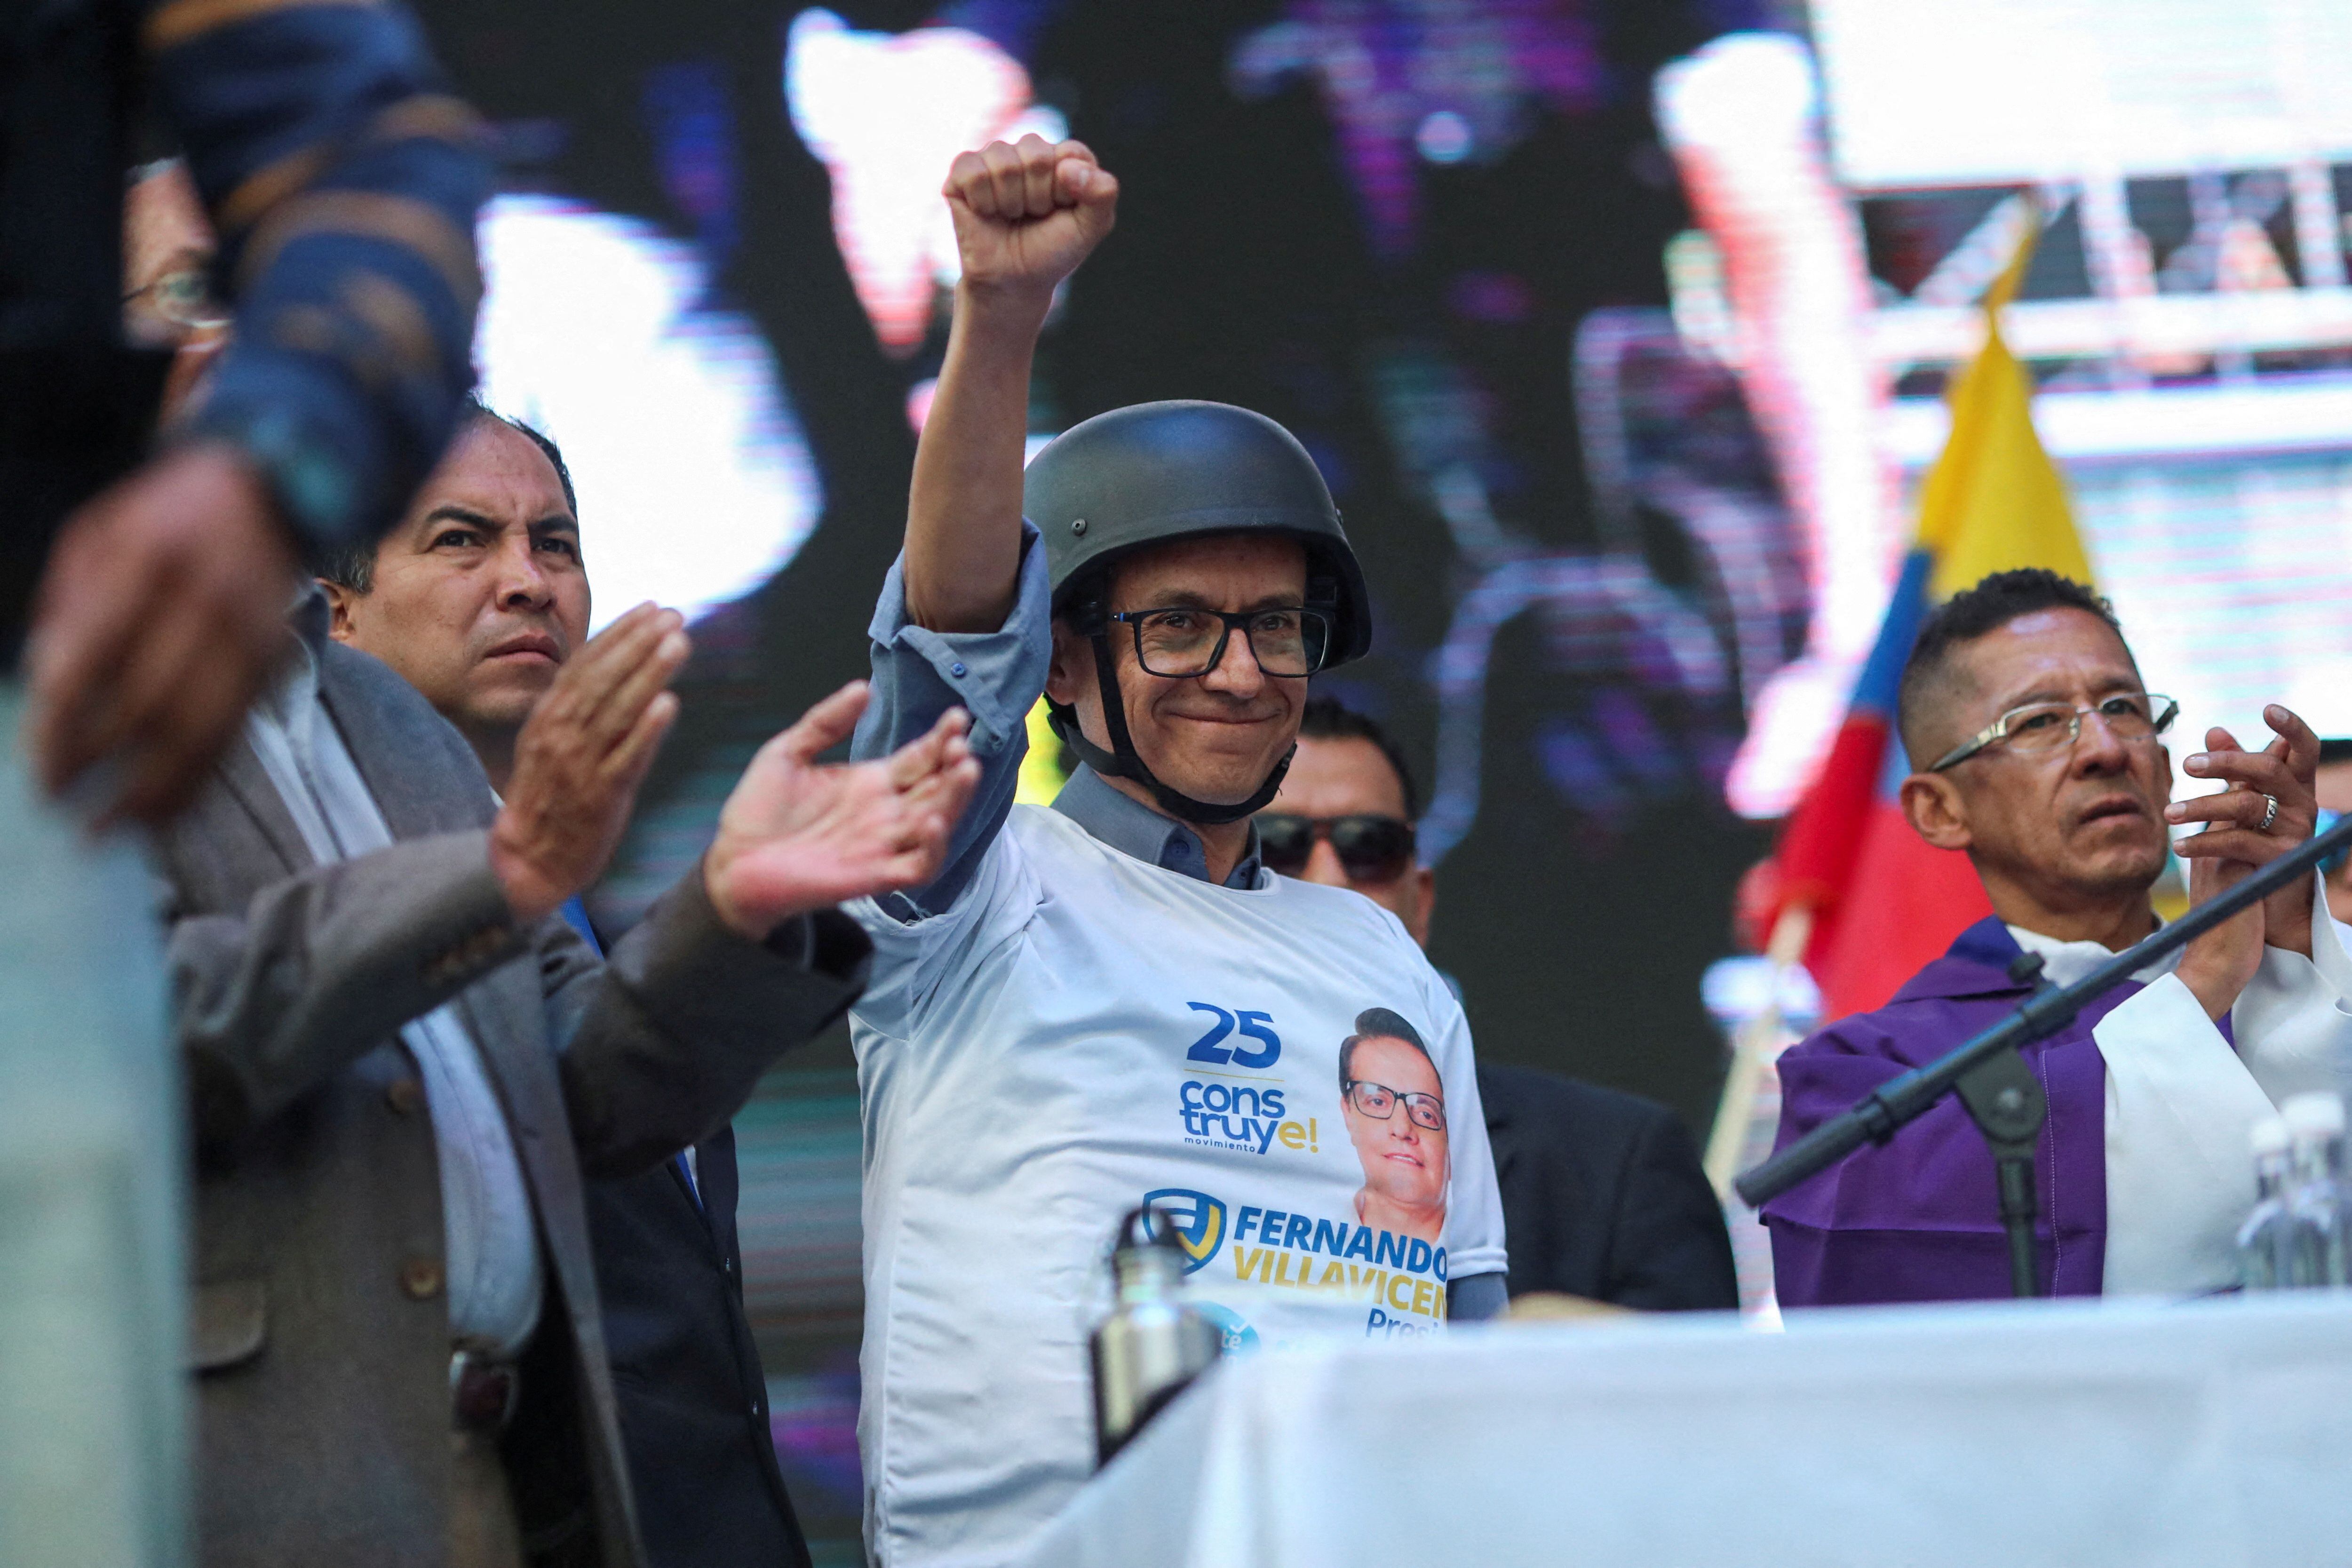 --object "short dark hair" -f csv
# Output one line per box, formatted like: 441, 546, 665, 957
1337, 1006, 1433, 1091
1896, 568, 2127, 767
318, 399, 577, 593
1297, 696, 1420, 821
